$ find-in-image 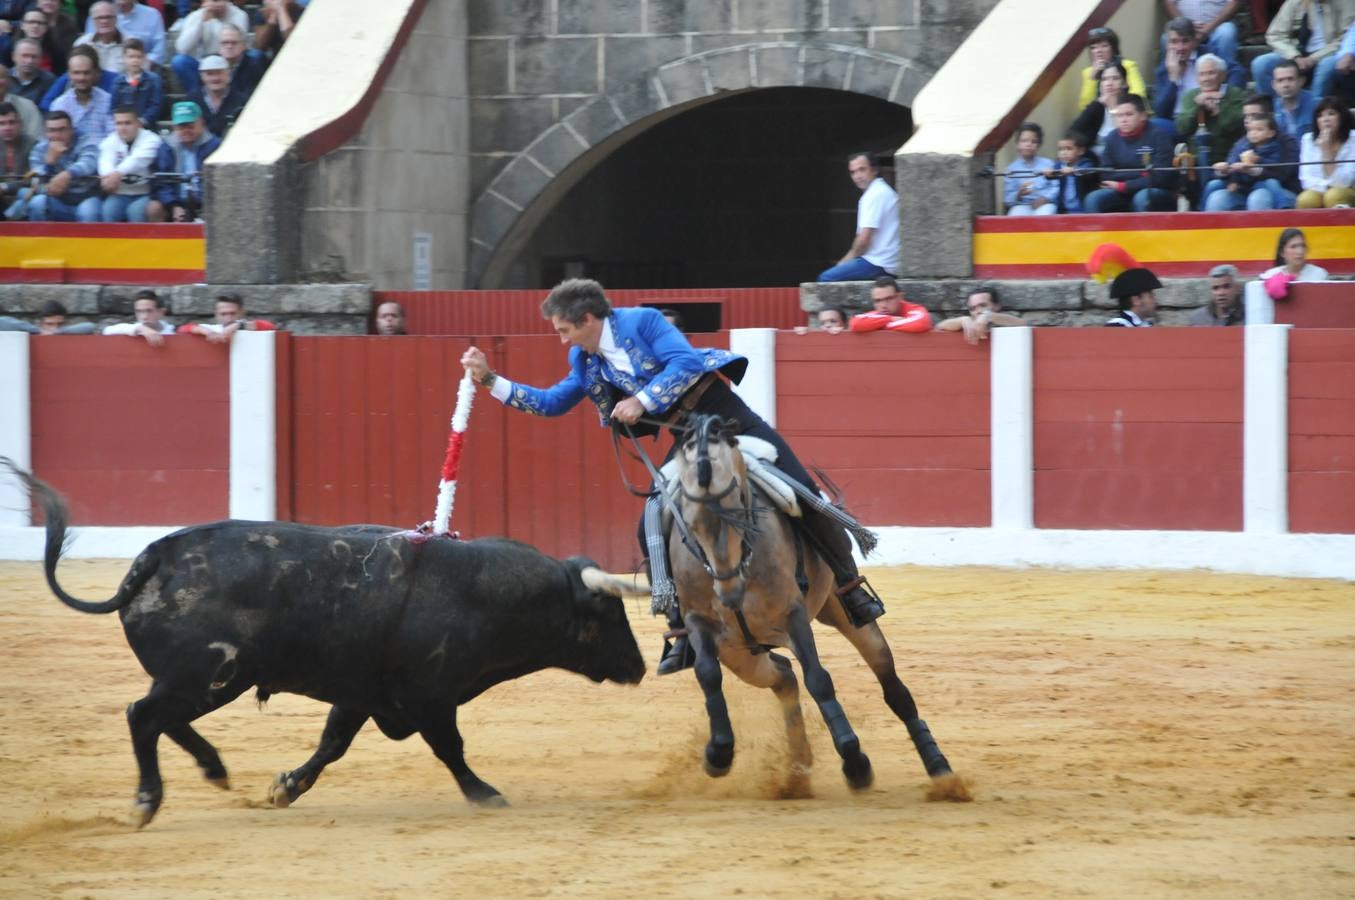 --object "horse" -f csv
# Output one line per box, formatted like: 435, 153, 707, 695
587, 413, 970, 800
